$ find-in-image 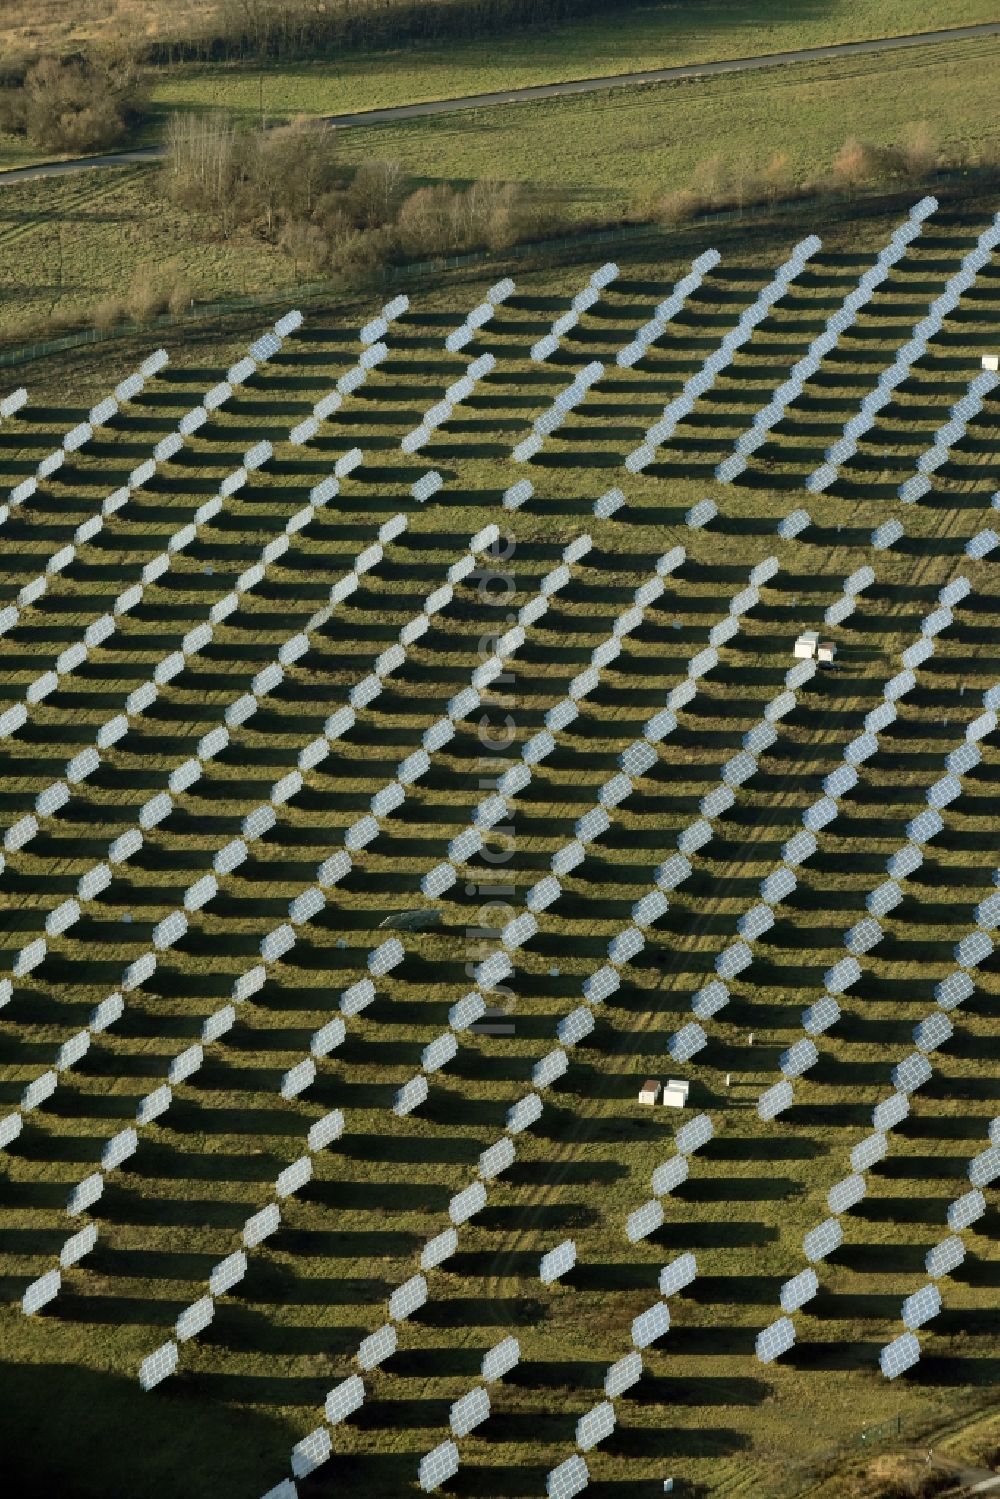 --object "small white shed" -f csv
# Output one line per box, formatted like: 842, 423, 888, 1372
794, 630, 820, 659
817, 640, 837, 665
662, 1079, 690, 1109
982, 354, 999, 372
639, 1079, 661, 1106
